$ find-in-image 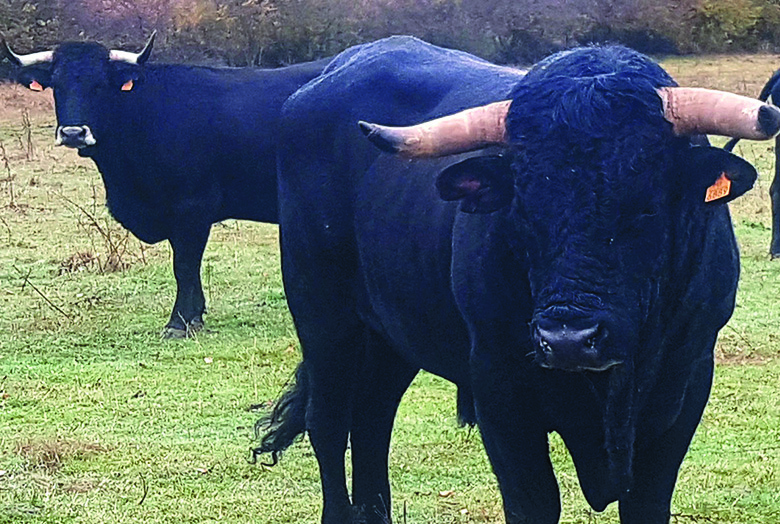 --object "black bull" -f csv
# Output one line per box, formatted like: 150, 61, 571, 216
724, 68, 780, 257
255, 38, 780, 523
2, 34, 327, 337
